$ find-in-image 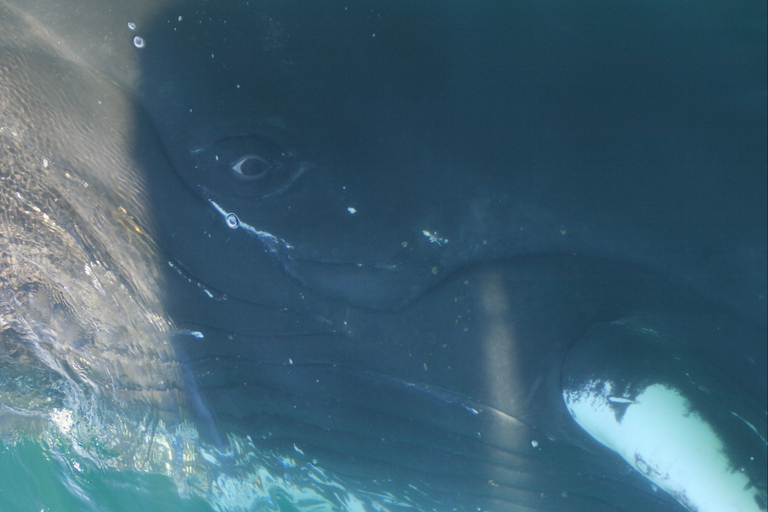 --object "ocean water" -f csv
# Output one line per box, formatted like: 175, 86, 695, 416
0, 431, 417, 512
0, 439, 212, 512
